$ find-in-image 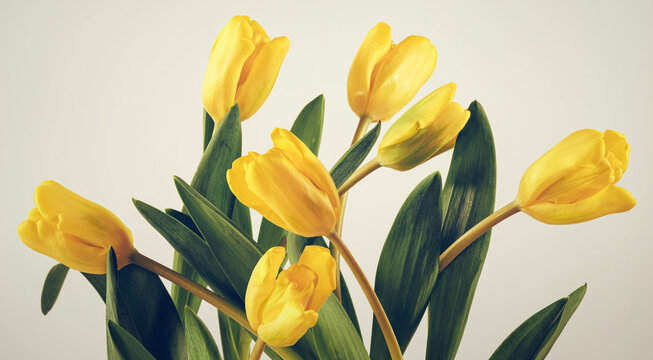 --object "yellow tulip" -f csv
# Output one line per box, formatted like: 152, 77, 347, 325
17, 181, 134, 274
516, 129, 636, 224
377, 83, 470, 171
202, 16, 289, 123
226, 128, 340, 237
246, 246, 336, 347
347, 22, 437, 122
